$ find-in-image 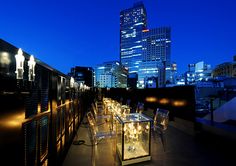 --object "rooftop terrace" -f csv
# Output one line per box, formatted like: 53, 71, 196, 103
63, 110, 236, 166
